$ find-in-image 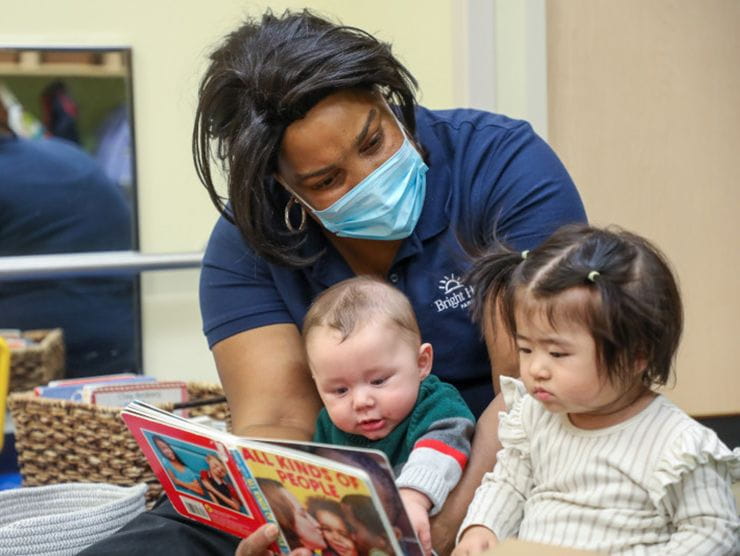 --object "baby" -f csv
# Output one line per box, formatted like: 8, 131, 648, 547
304, 276, 475, 554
